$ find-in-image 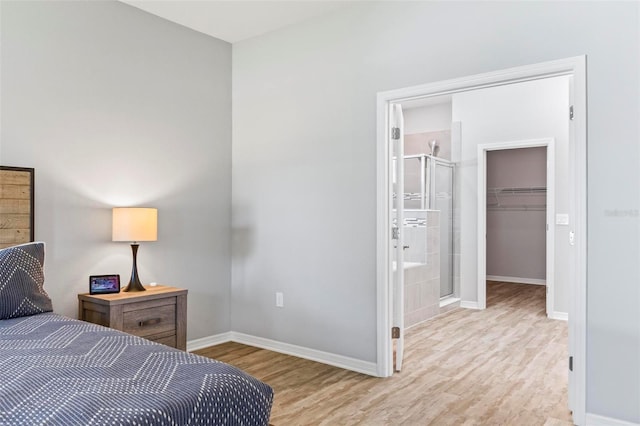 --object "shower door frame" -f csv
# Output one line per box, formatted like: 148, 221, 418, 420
376, 56, 586, 425
427, 156, 455, 299
402, 154, 456, 299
